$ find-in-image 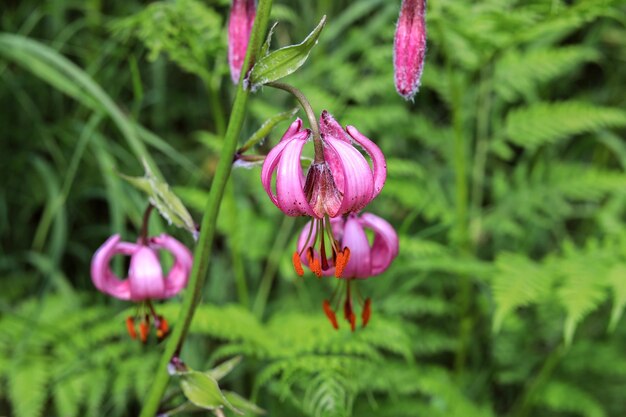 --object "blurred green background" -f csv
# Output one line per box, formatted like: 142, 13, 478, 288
1, 0, 626, 416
